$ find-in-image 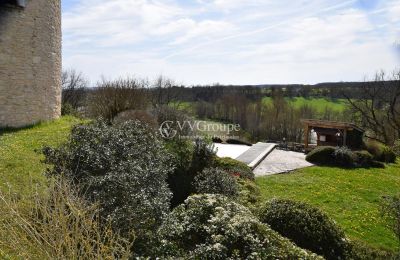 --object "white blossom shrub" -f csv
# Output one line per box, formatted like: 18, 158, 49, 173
259, 199, 350, 260
193, 168, 239, 198
157, 194, 323, 259
42, 120, 174, 255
